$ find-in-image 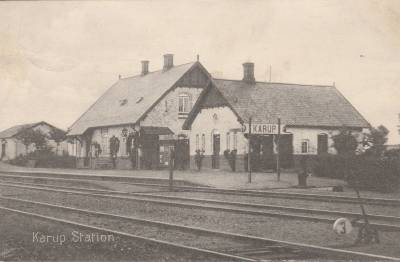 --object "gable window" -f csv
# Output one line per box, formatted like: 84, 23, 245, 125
178, 93, 191, 114
301, 139, 309, 154
226, 132, 230, 150
196, 134, 199, 150
201, 134, 205, 151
